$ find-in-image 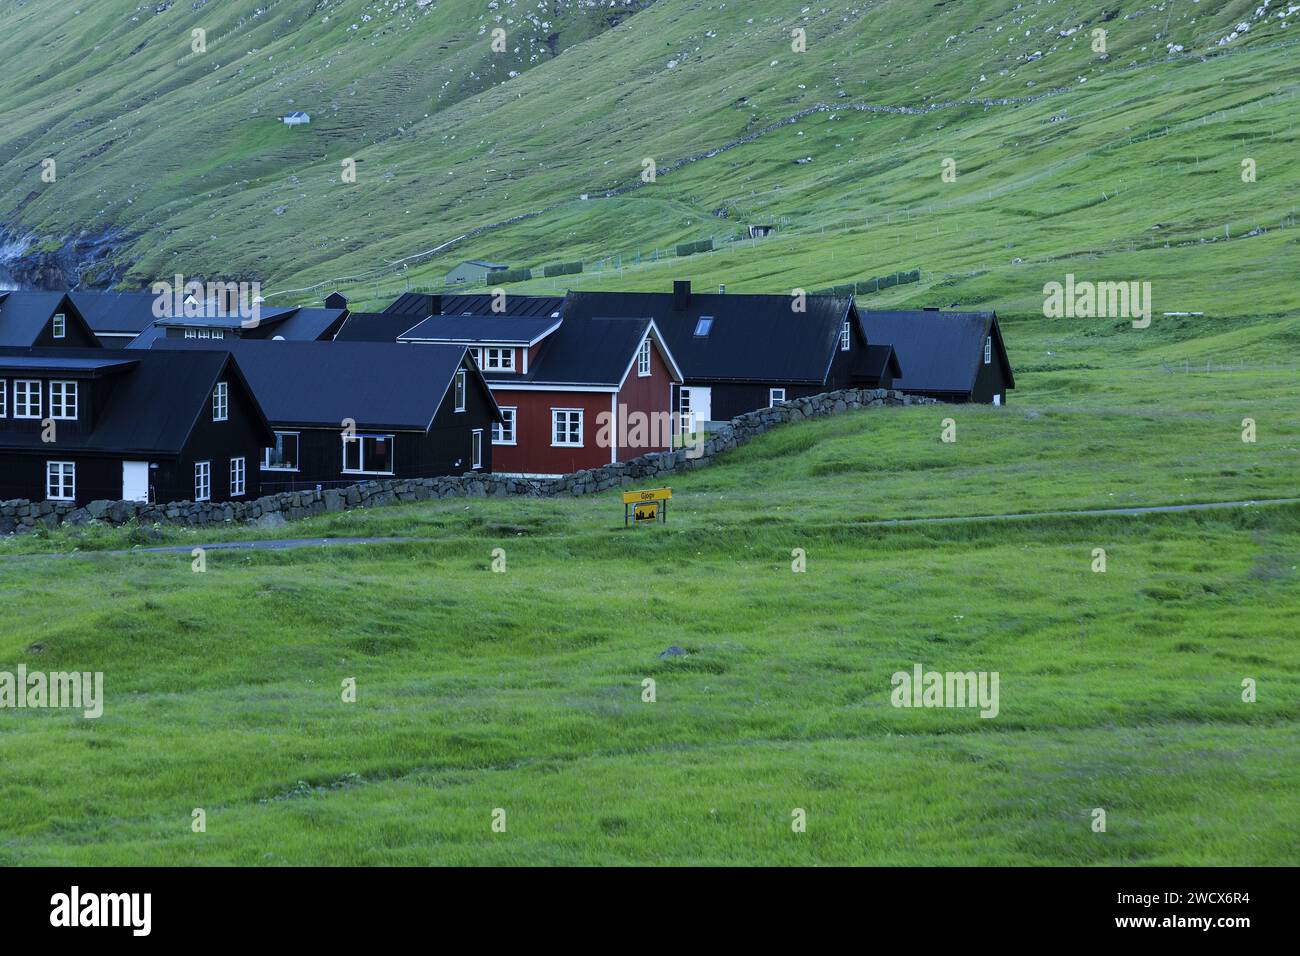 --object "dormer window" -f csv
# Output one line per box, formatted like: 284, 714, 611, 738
52, 313, 66, 339
213, 381, 228, 421
840, 319, 851, 351
637, 339, 651, 377
984, 336, 992, 365
694, 317, 713, 337
483, 348, 515, 372
50, 381, 78, 420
